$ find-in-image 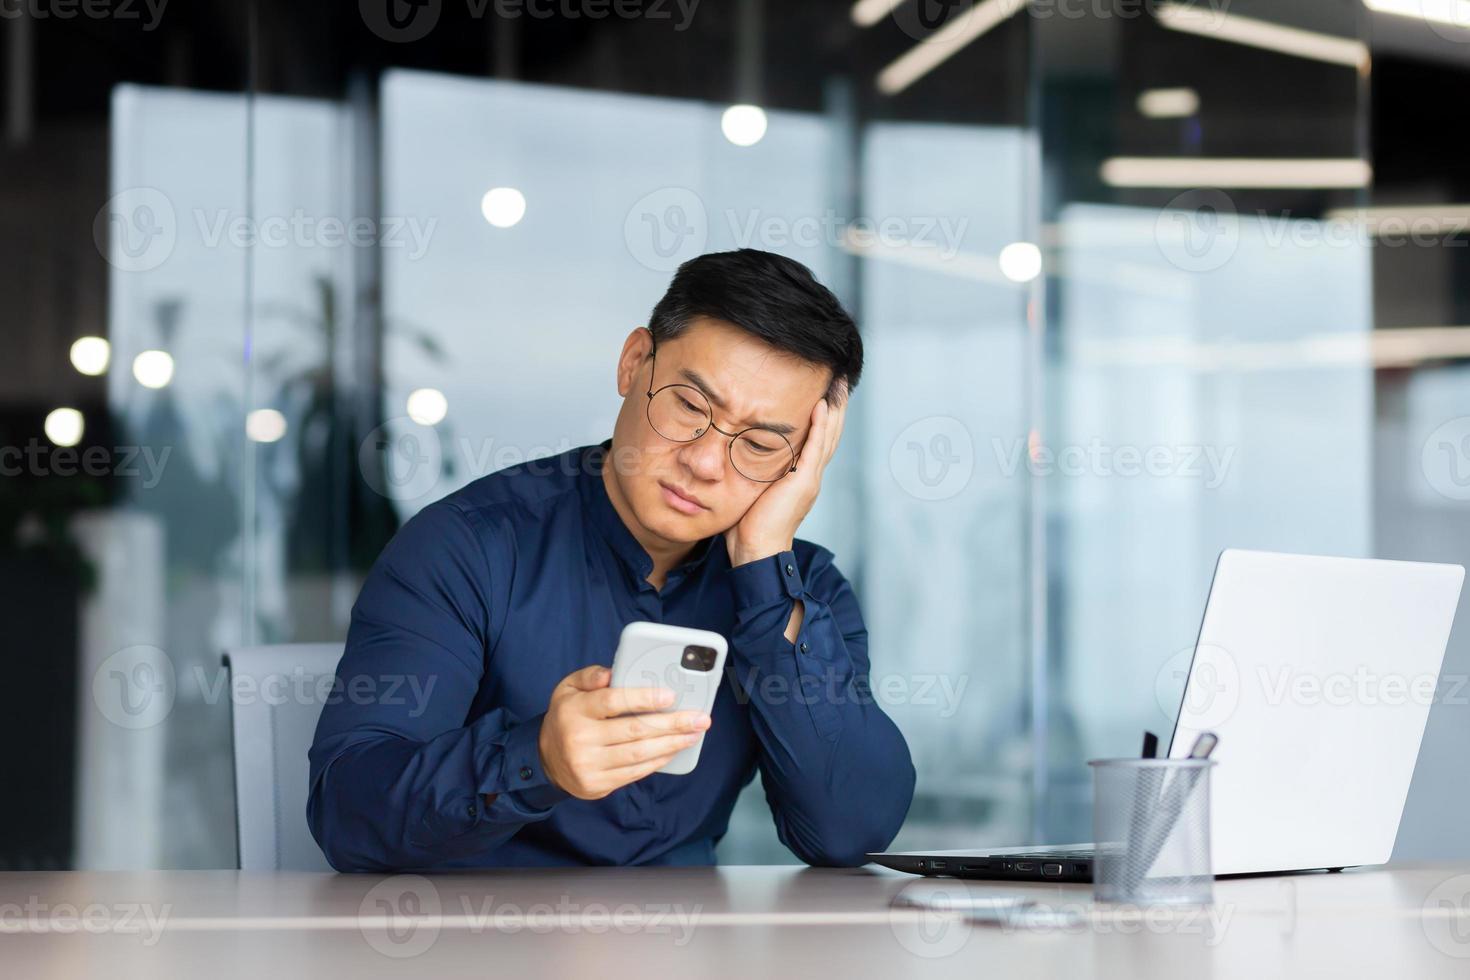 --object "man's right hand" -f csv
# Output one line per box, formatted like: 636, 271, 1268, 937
538, 665, 711, 800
